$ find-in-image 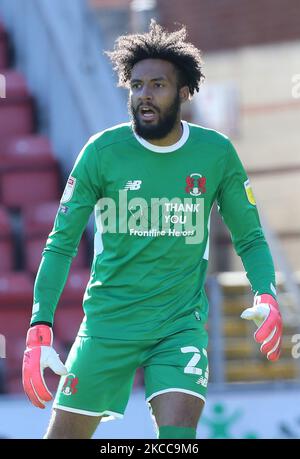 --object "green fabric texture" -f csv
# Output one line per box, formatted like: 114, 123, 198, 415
158, 426, 196, 439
